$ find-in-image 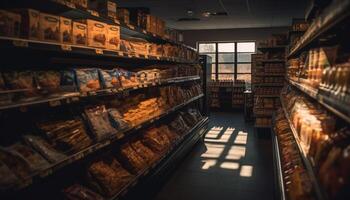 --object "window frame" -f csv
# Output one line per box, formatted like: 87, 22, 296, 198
197, 41, 256, 82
